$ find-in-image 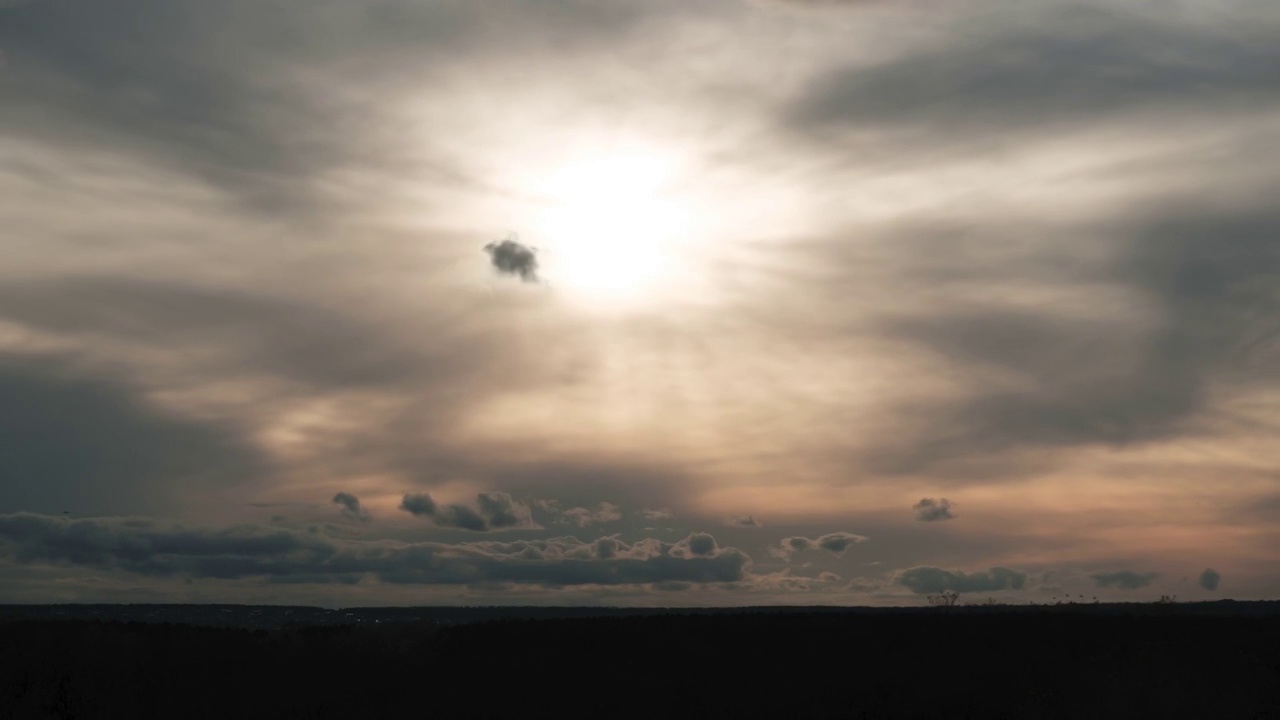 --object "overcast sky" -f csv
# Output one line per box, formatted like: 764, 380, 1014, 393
1, 0, 1277, 607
